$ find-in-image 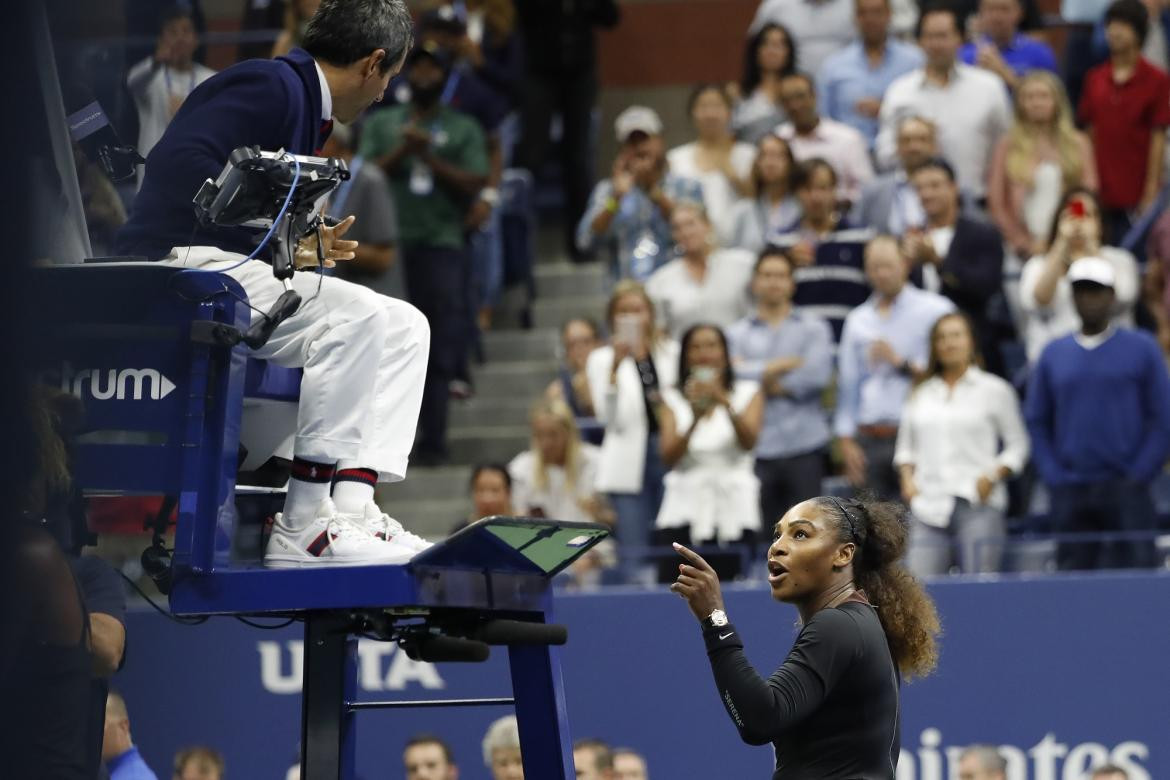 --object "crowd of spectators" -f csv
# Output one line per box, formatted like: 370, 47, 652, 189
537, 0, 1170, 583
74, 0, 1170, 590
